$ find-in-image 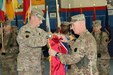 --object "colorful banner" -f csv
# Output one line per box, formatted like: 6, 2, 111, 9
6, 0, 15, 20
0, 0, 5, 22
46, 6, 51, 32
23, 0, 31, 24
31, 0, 45, 5
0, 10, 5, 22
48, 35, 68, 75
13, 0, 18, 9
